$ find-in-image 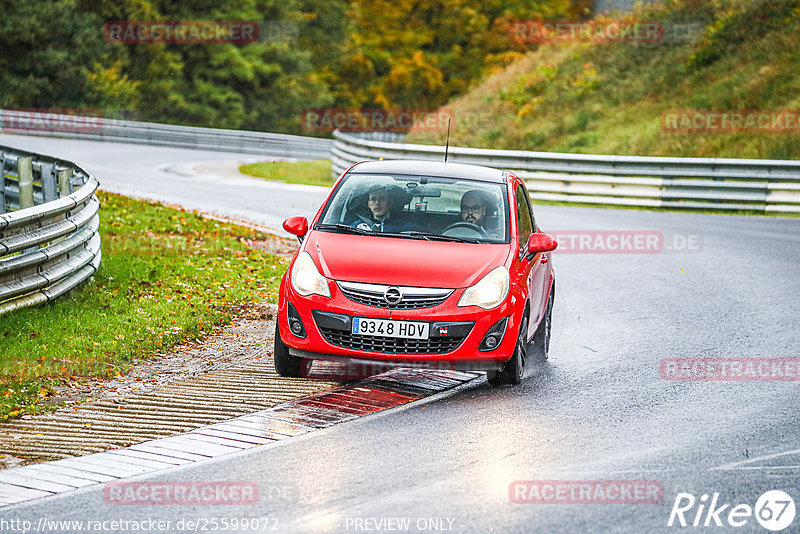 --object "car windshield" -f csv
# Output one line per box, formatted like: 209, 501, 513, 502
317, 172, 509, 243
